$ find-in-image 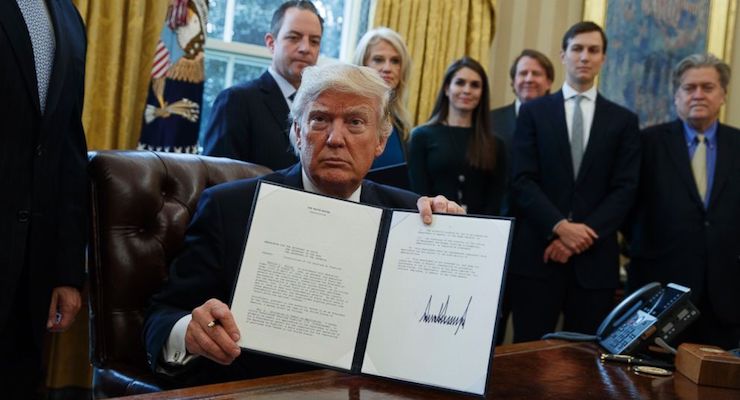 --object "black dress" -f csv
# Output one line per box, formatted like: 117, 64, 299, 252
407, 124, 505, 215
